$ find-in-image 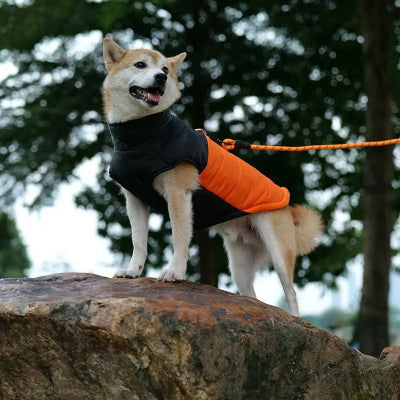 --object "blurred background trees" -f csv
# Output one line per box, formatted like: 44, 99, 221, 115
0, 0, 399, 356
0, 212, 30, 278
